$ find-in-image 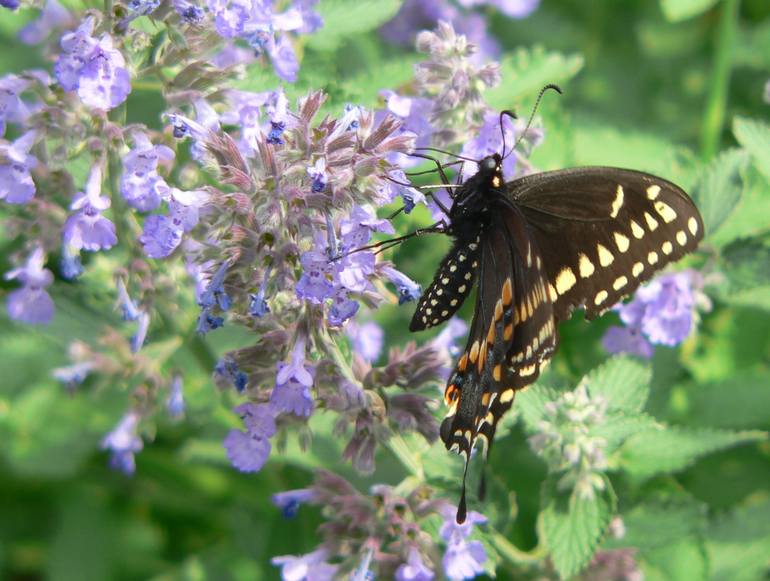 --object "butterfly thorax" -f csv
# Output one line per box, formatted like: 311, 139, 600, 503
447, 154, 504, 238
